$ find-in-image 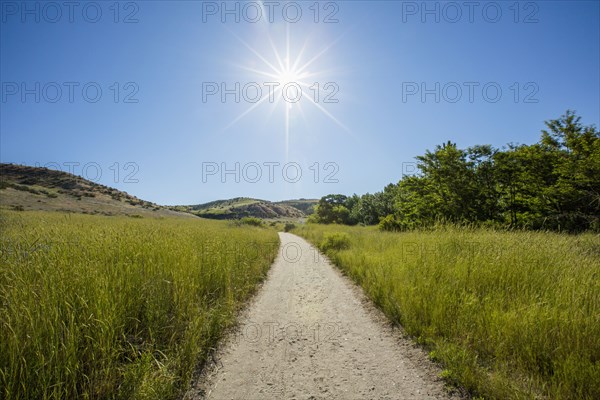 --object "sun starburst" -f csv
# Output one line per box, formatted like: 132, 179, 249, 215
225, 23, 348, 157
